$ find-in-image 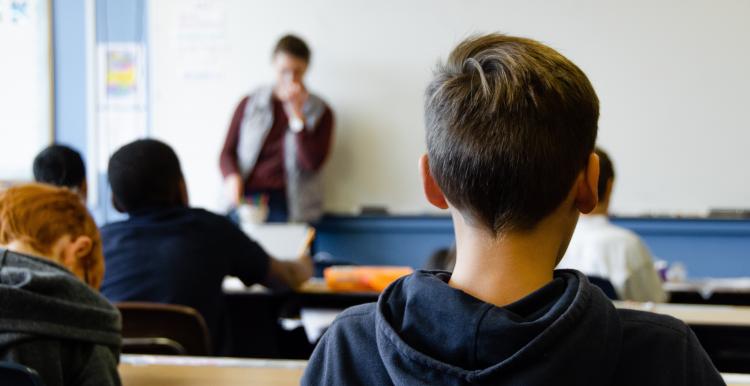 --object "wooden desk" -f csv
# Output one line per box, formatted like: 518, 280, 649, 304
614, 302, 750, 326
119, 355, 305, 386
120, 355, 747, 386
